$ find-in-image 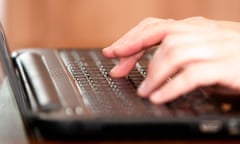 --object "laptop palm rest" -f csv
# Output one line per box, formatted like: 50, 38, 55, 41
16, 52, 61, 112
